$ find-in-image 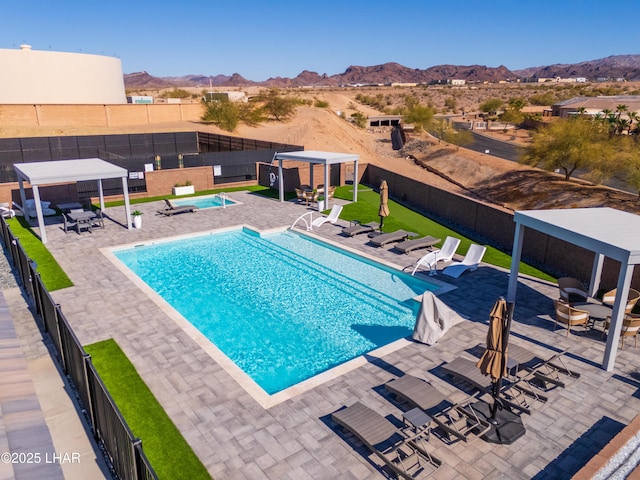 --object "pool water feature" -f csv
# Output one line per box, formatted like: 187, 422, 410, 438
173, 193, 236, 209
112, 228, 441, 396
